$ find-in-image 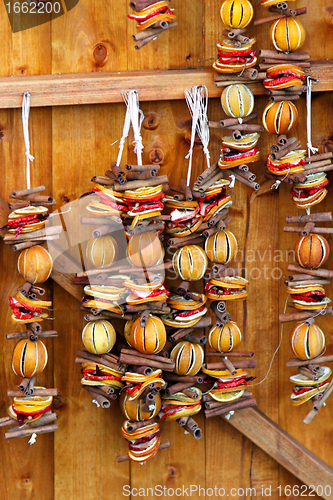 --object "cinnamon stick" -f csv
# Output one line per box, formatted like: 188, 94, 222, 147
183, 333, 207, 344
120, 348, 174, 365
287, 355, 333, 368
113, 175, 168, 192
303, 379, 333, 424
10, 186, 45, 198
84, 387, 111, 408
165, 382, 195, 396
202, 226, 218, 238
125, 164, 161, 172
304, 159, 332, 169
235, 169, 256, 182
168, 236, 205, 249
8, 201, 30, 210
270, 95, 300, 103
278, 135, 287, 146
92, 225, 115, 238
123, 304, 168, 314
140, 309, 150, 328
205, 398, 257, 418
180, 179, 193, 202
164, 374, 204, 384
19, 378, 30, 393
196, 163, 219, 182
119, 353, 174, 372
80, 216, 122, 225
286, 213, 333, 223
306, 152, 333, 163
205, 360, 256, 370
207, 208, 229, 227
220, 113, 258, 128
279, 306, 333, 323
8, 388, 58, 397
225, 124, 265, 133
91, 176, 115, 185
205, 351, 254, 358
169, 327, 195, 342
298, 367, 318, 381
287, 264, 333, 279
4, 225, 62, 242
284, 226, 333, 235
197, 171, 225, 193
254, 7, 306, 26
302, 164, 333, 176
178, 416, 190, 427
126, 170, 157, 180
133, 21, 176, 42
221, 168, 260, 190
75, 350, 121, 371
264, 60, 310, 68
270, 139, 300, 161
226, 27, 247, 38
17, 194, 54, 203
5, 423, 58, 440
